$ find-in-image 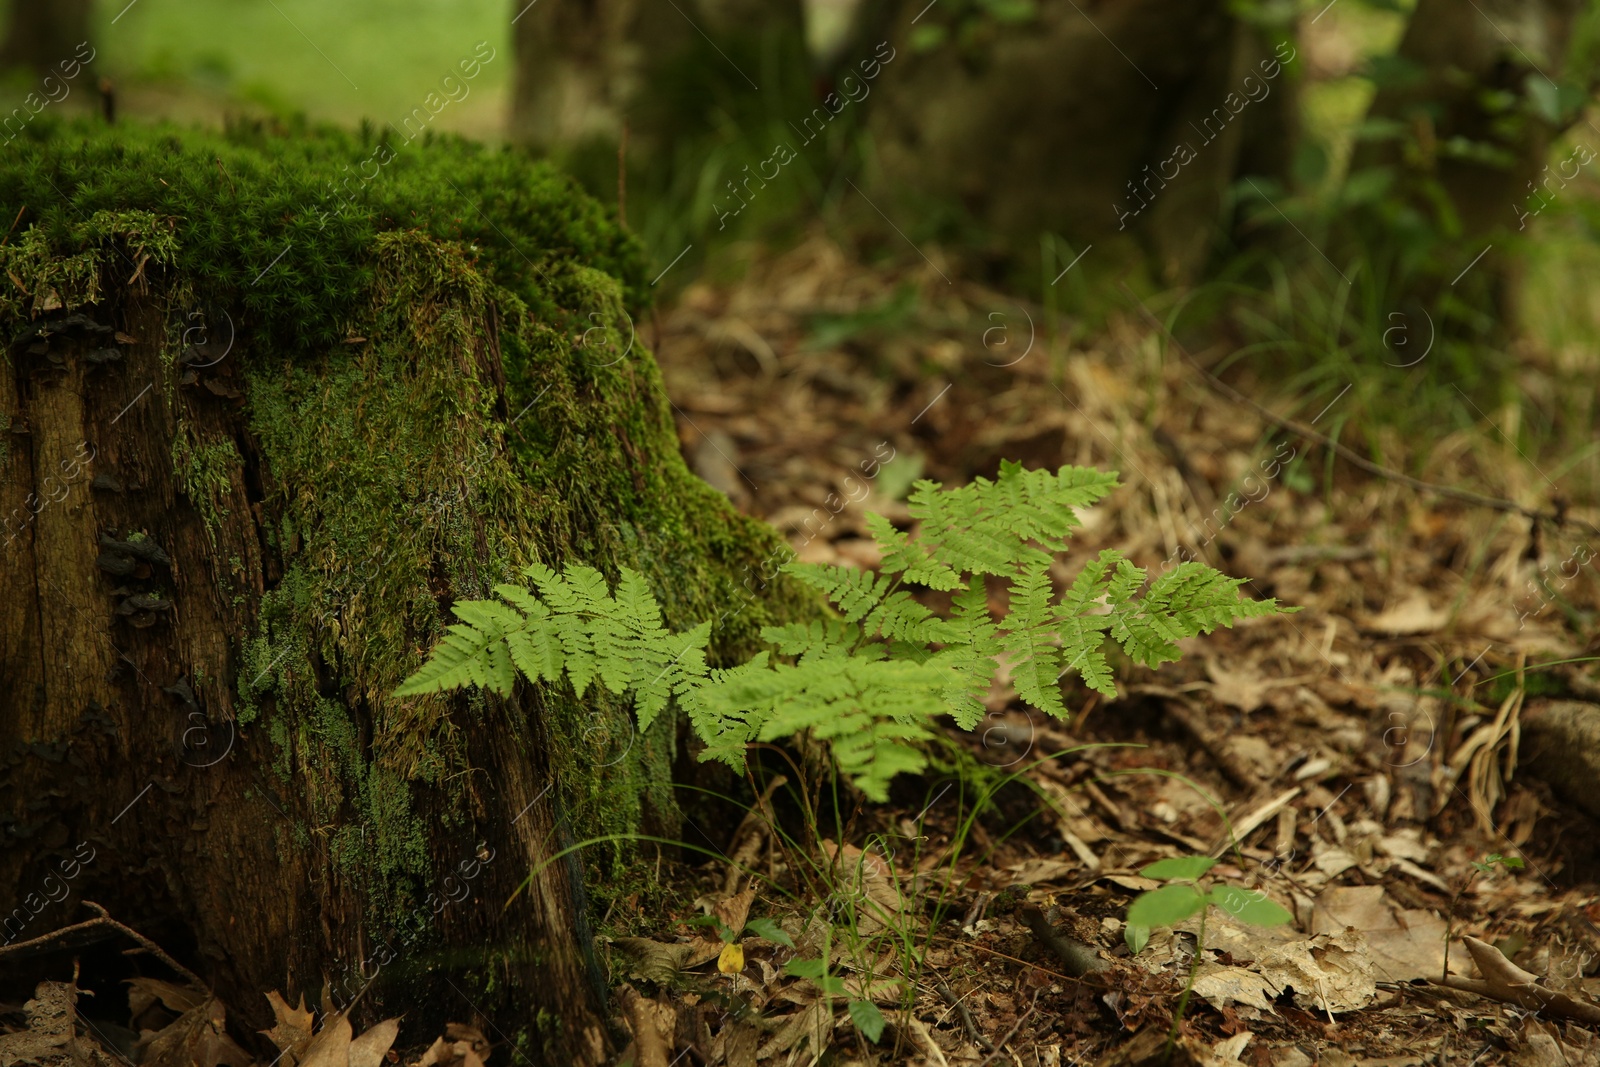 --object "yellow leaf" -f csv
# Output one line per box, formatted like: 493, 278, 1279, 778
717, 941, 745, 975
